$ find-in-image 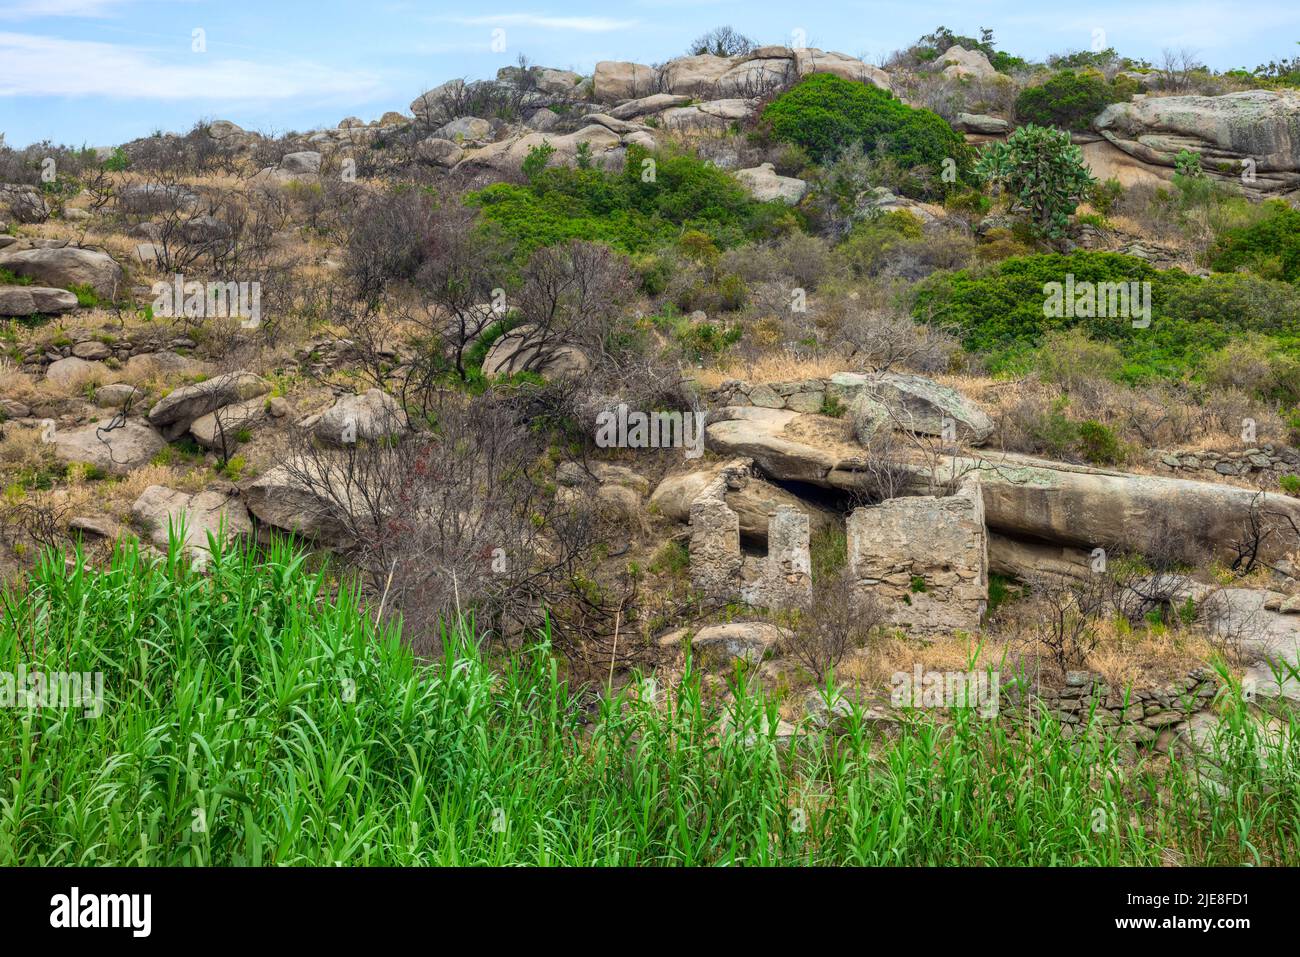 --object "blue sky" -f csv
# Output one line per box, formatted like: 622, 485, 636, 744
2, 0, 1299, 147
